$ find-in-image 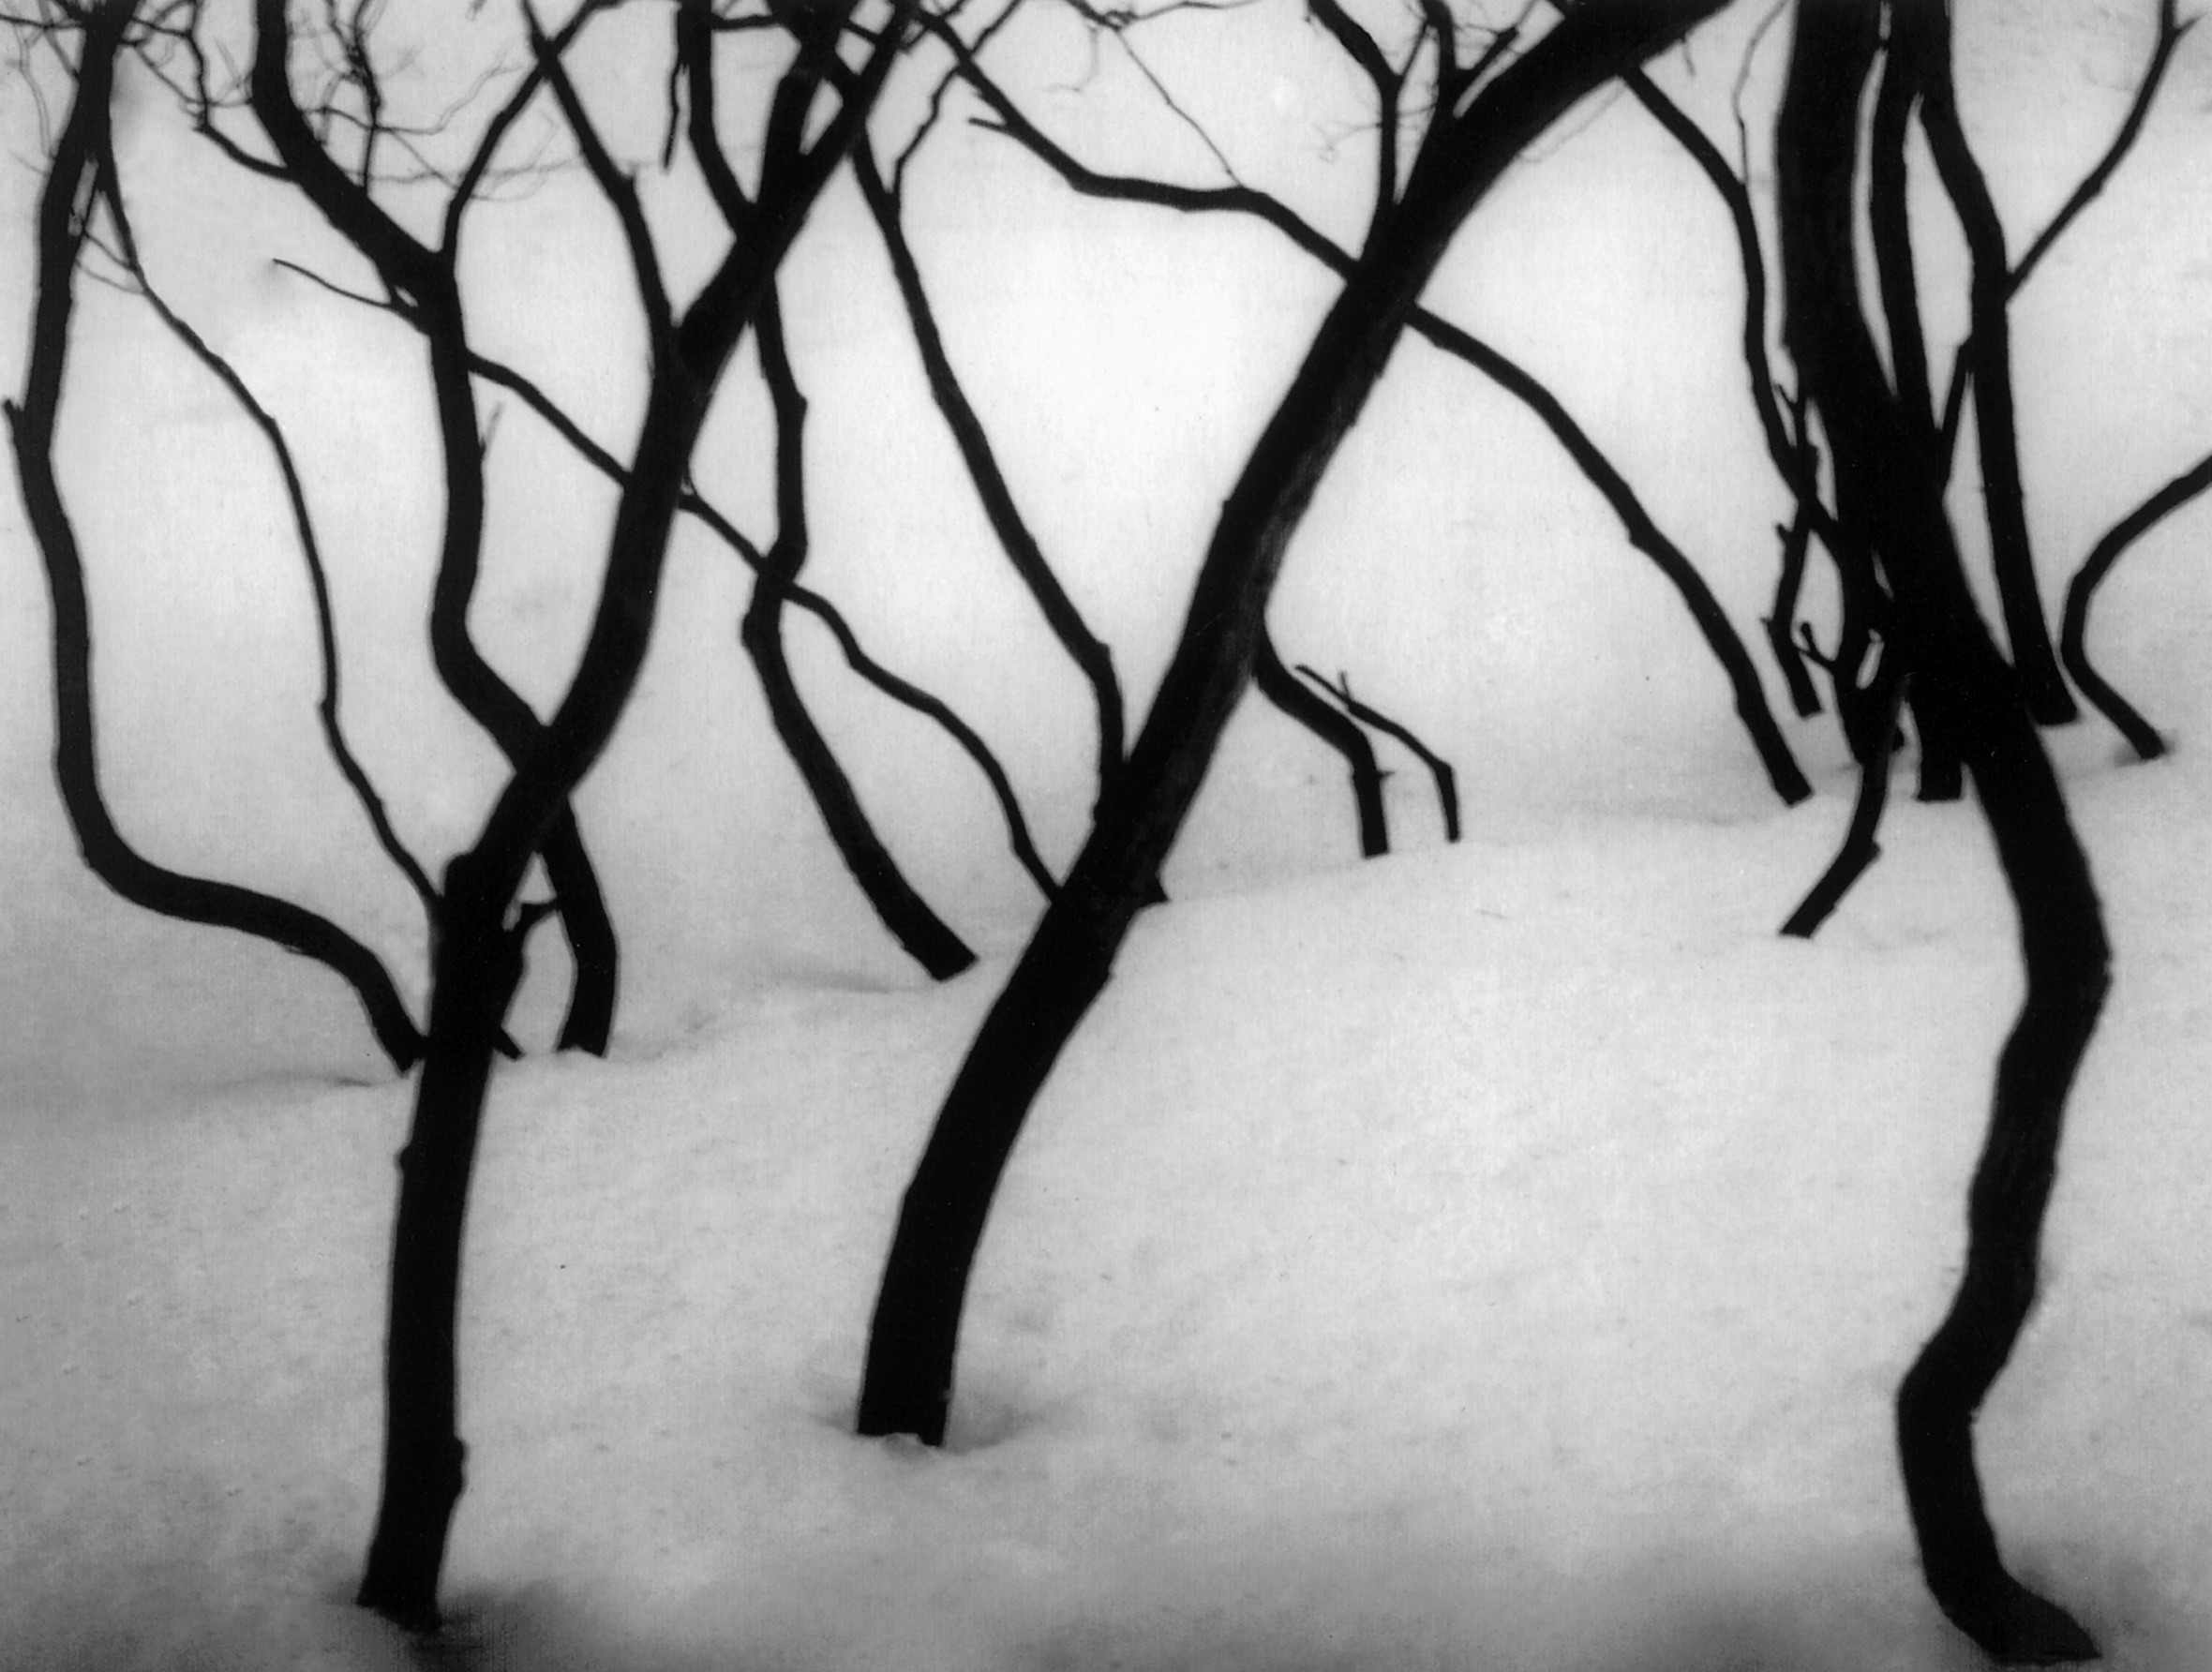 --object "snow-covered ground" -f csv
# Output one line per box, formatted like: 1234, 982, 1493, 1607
6, 683, 2211, 1670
